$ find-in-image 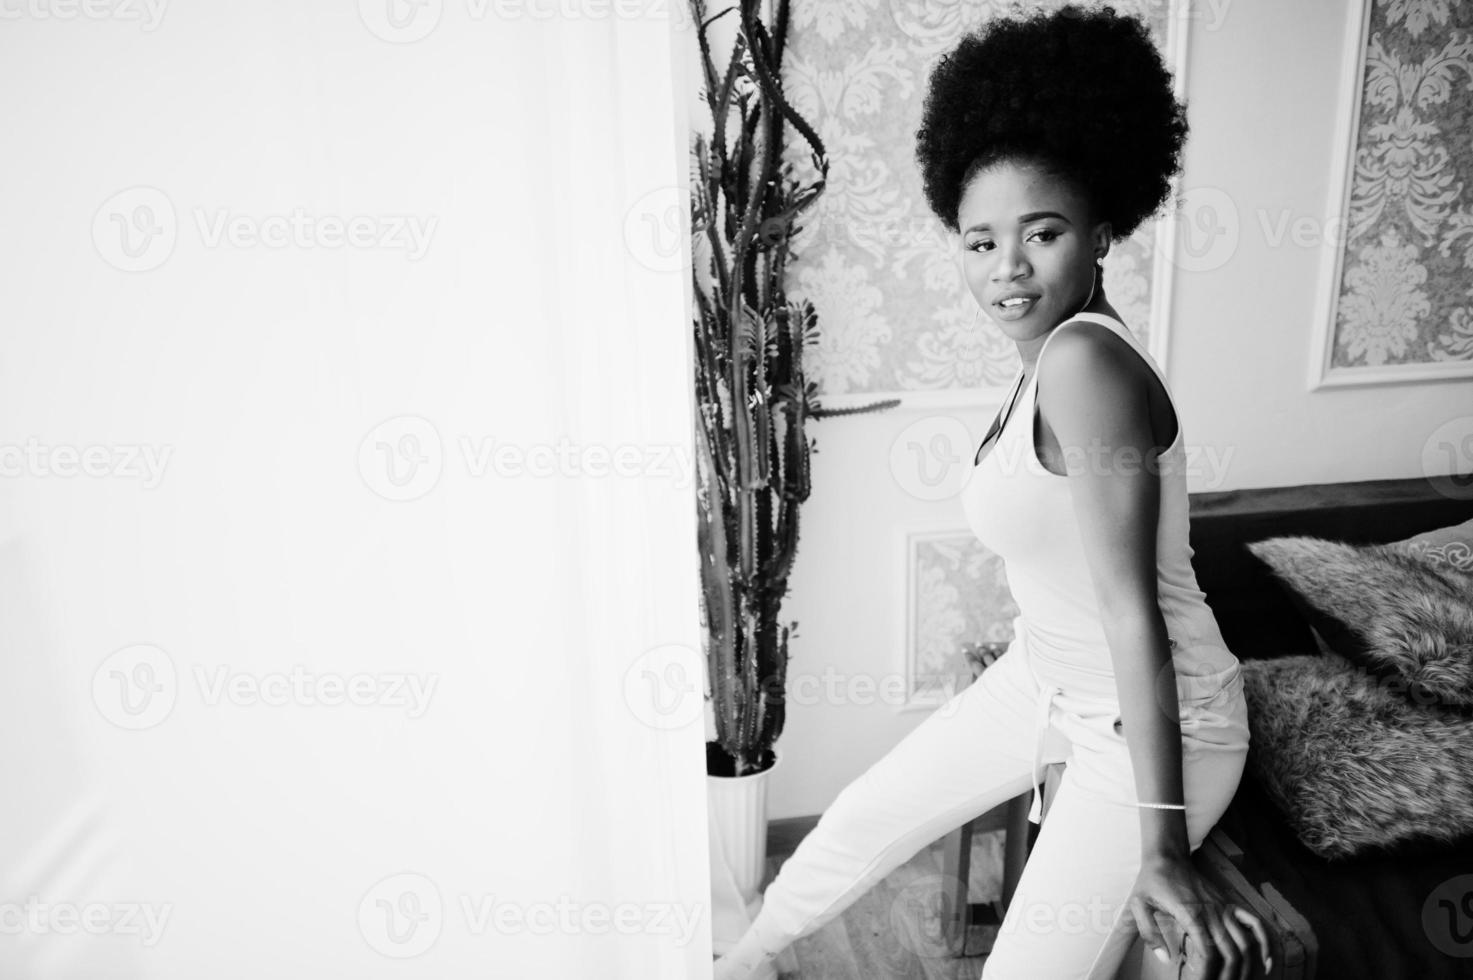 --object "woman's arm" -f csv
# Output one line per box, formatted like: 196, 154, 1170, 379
1034, 322, 1188, 862
1038, 321, 1272, 976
